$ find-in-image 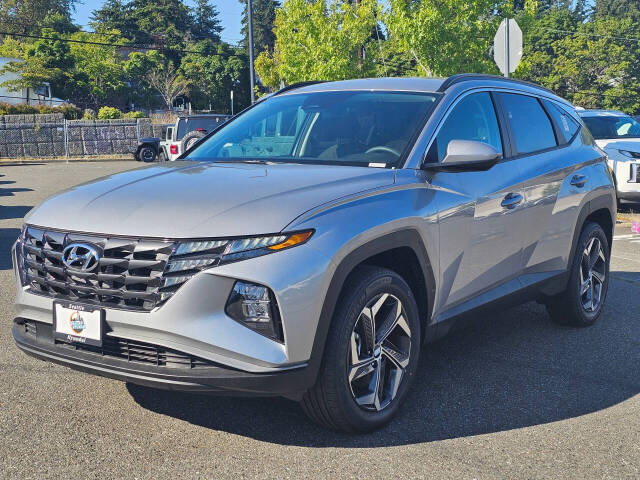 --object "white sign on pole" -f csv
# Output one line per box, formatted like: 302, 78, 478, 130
494, 18, 523, 77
